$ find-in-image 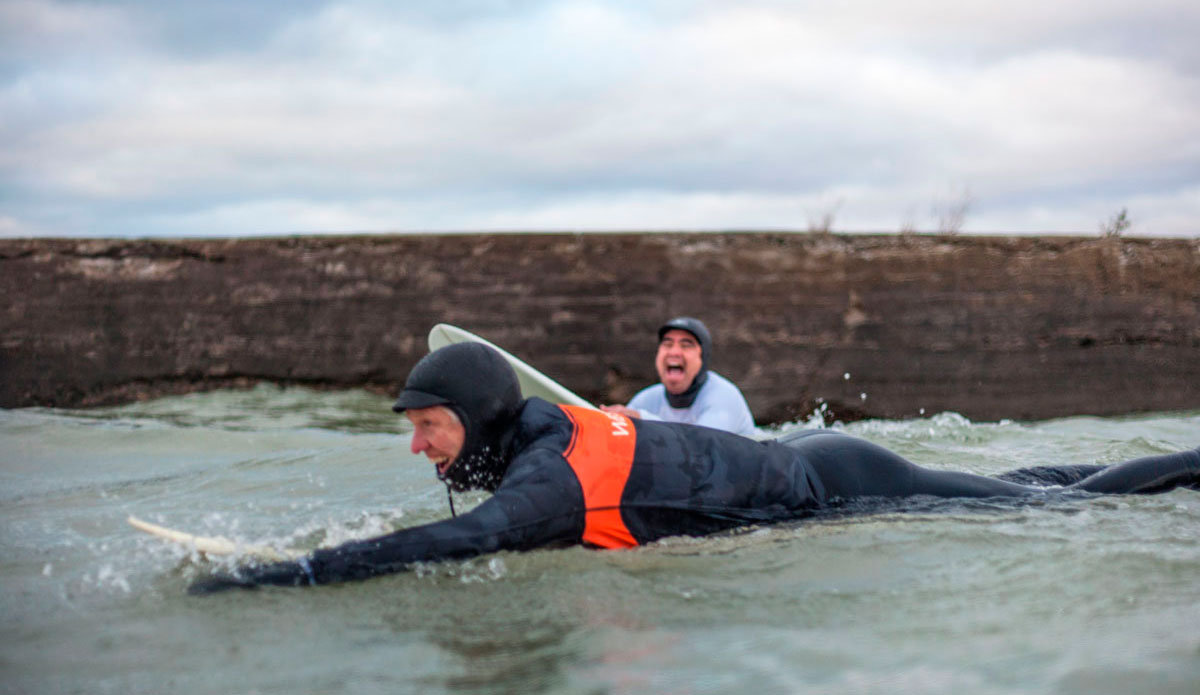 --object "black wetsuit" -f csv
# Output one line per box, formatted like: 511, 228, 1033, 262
197, 398, 1200, 590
